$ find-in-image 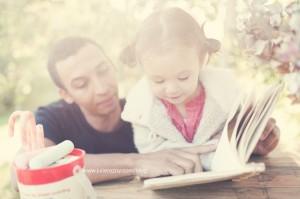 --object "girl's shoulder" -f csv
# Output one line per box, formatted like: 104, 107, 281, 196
121, 77, 154, 124
200, 68, 239, 83
200, 68, 241, 112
